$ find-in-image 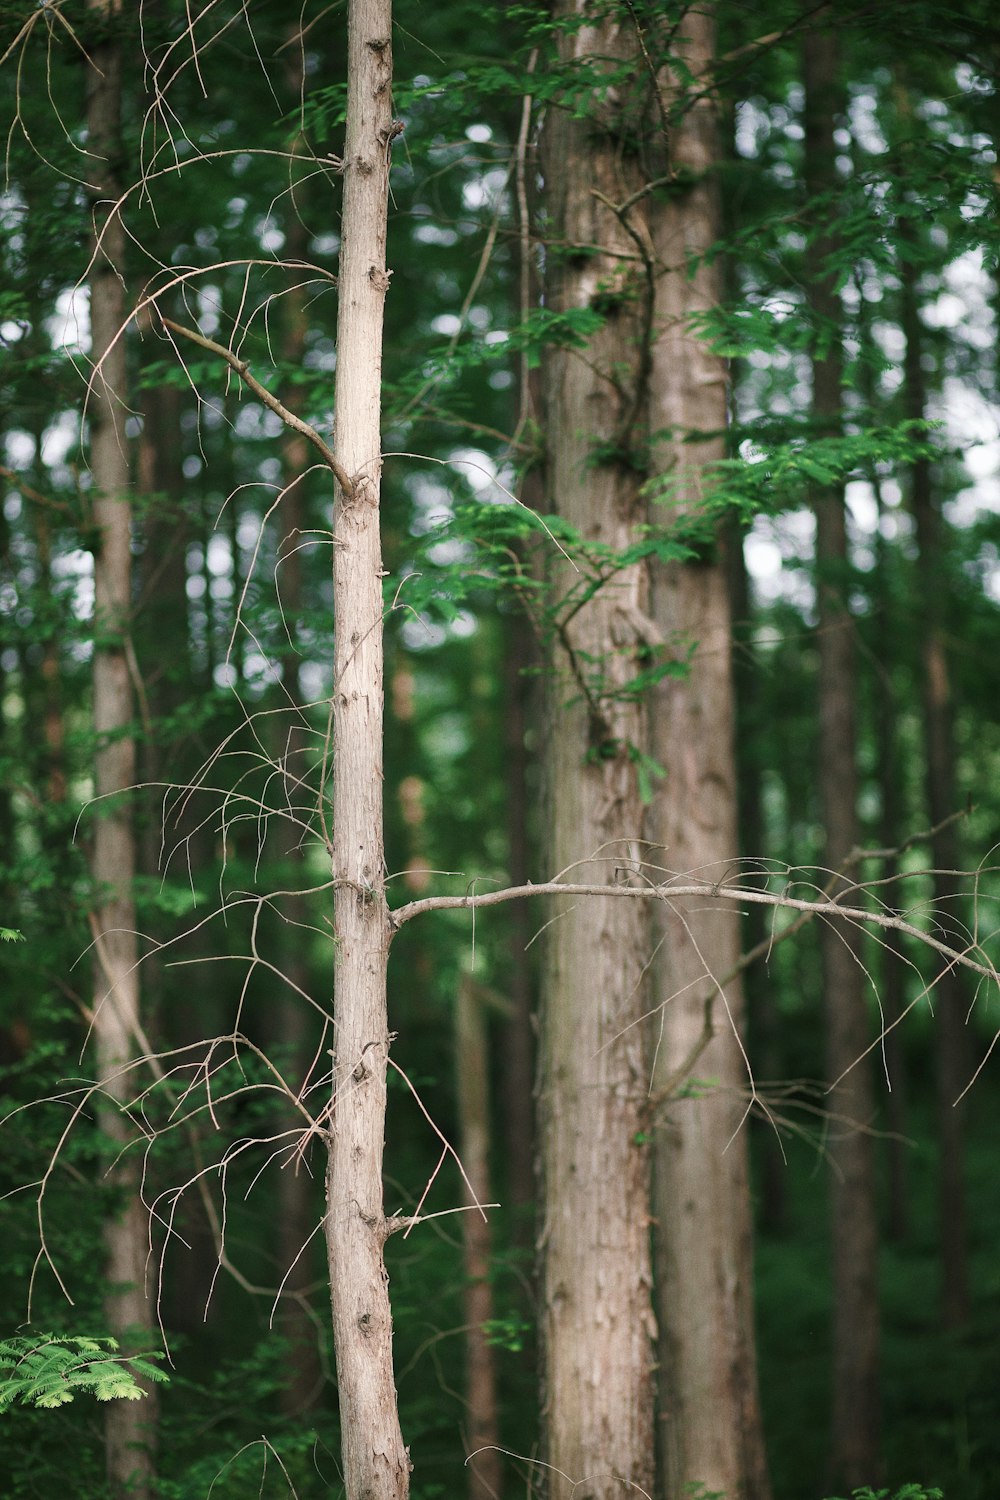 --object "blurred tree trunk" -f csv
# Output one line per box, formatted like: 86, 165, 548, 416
500, 603, 536, 1232
456, 977, 503, 1500
269, 29, 326, 1417
325, 1, 410, 1496
537, 7, 656, 1495
86, 3, 158, 1495
872, 487, 910, 1245
728, 528, 788, 1236
897, 158, 970, 1327
803, 28, 881, 1489
646, 12, 771, 1498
